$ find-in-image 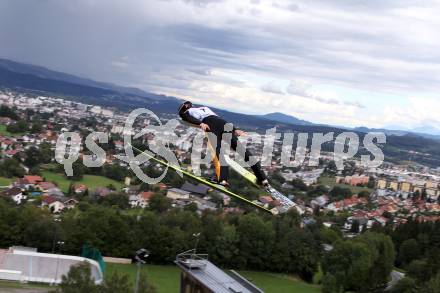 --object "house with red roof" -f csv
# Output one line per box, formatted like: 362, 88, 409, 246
129, 191, 154, 208
23, 175, 43, 185
42, 195, 78, 213
1, 138, 14, 150
37, 181, 57, 192
259, 196, 274, 205
73, 184, 87, 194
4, 149, 18, 157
